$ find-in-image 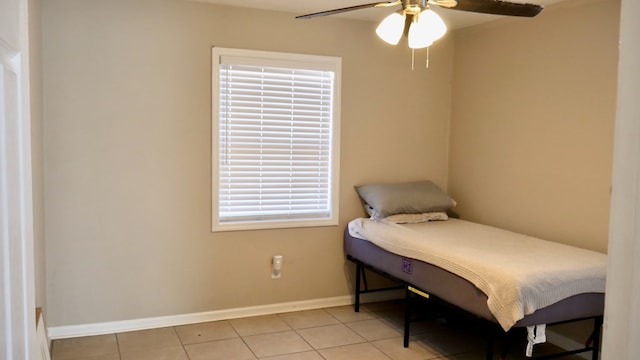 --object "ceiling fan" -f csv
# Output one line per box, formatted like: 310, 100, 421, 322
296, 0, 543, 49
296, 0, 543, 20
